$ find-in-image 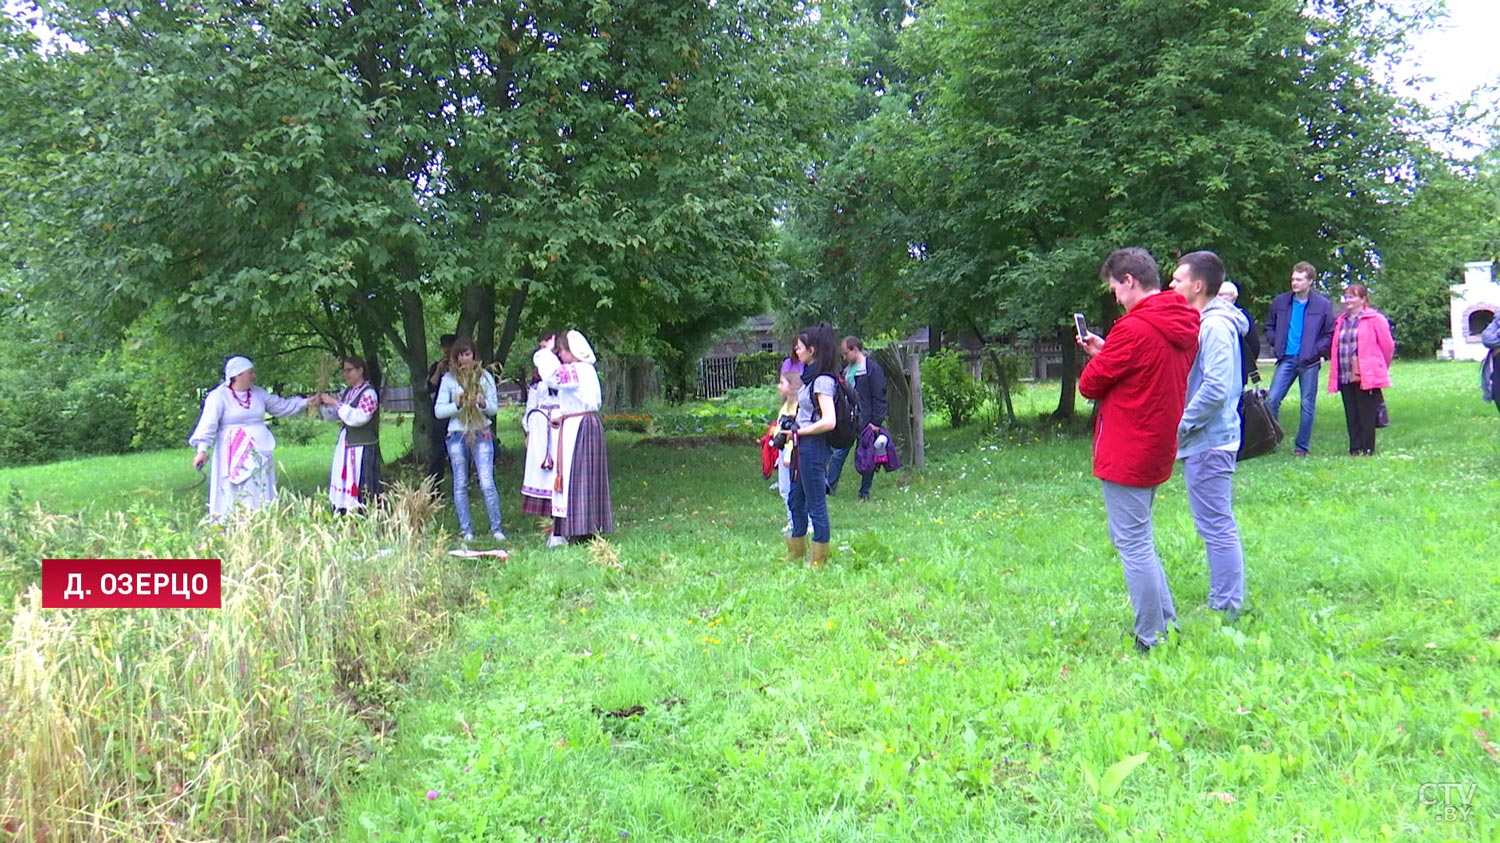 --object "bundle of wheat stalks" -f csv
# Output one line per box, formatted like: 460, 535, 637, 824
306, 354, 339, 417
450, 357, 487, 431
